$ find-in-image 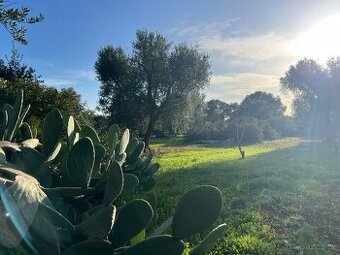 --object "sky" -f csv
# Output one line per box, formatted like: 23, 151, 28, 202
2, 0, 340, 111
